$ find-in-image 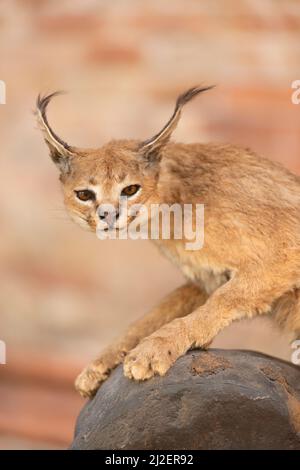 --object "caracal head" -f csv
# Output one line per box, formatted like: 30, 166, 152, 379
36, 86, 213, 233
